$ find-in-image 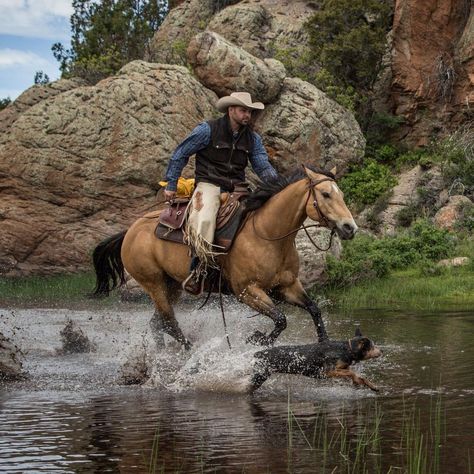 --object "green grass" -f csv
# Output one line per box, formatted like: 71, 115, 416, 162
320, 264, 474, 311
0, 272, 121, 308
